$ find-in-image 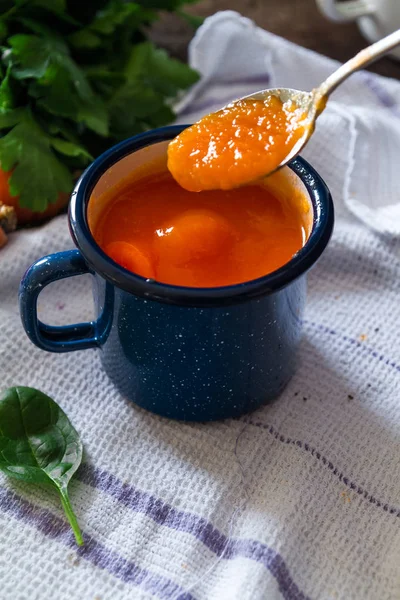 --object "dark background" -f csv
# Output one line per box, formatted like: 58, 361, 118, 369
152, 0, 400, 79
